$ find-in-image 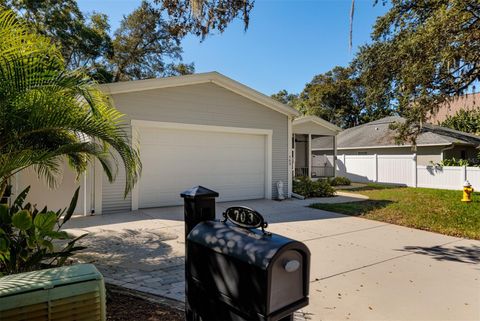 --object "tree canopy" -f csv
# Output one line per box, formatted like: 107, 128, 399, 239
0, 0, 259, 82
355, 0, 480, 143
110, 1, 194, 82
0, 0, 113, 70
272, 66, 394, 129
441, 109, 480, 135
1, 0, 194, 82
270, 90, 301, 109
158, 0, 254, 38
